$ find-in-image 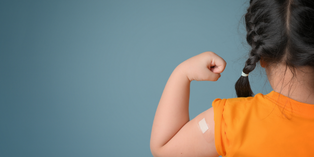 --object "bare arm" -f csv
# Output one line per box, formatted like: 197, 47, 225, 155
150, 52, 226, 157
